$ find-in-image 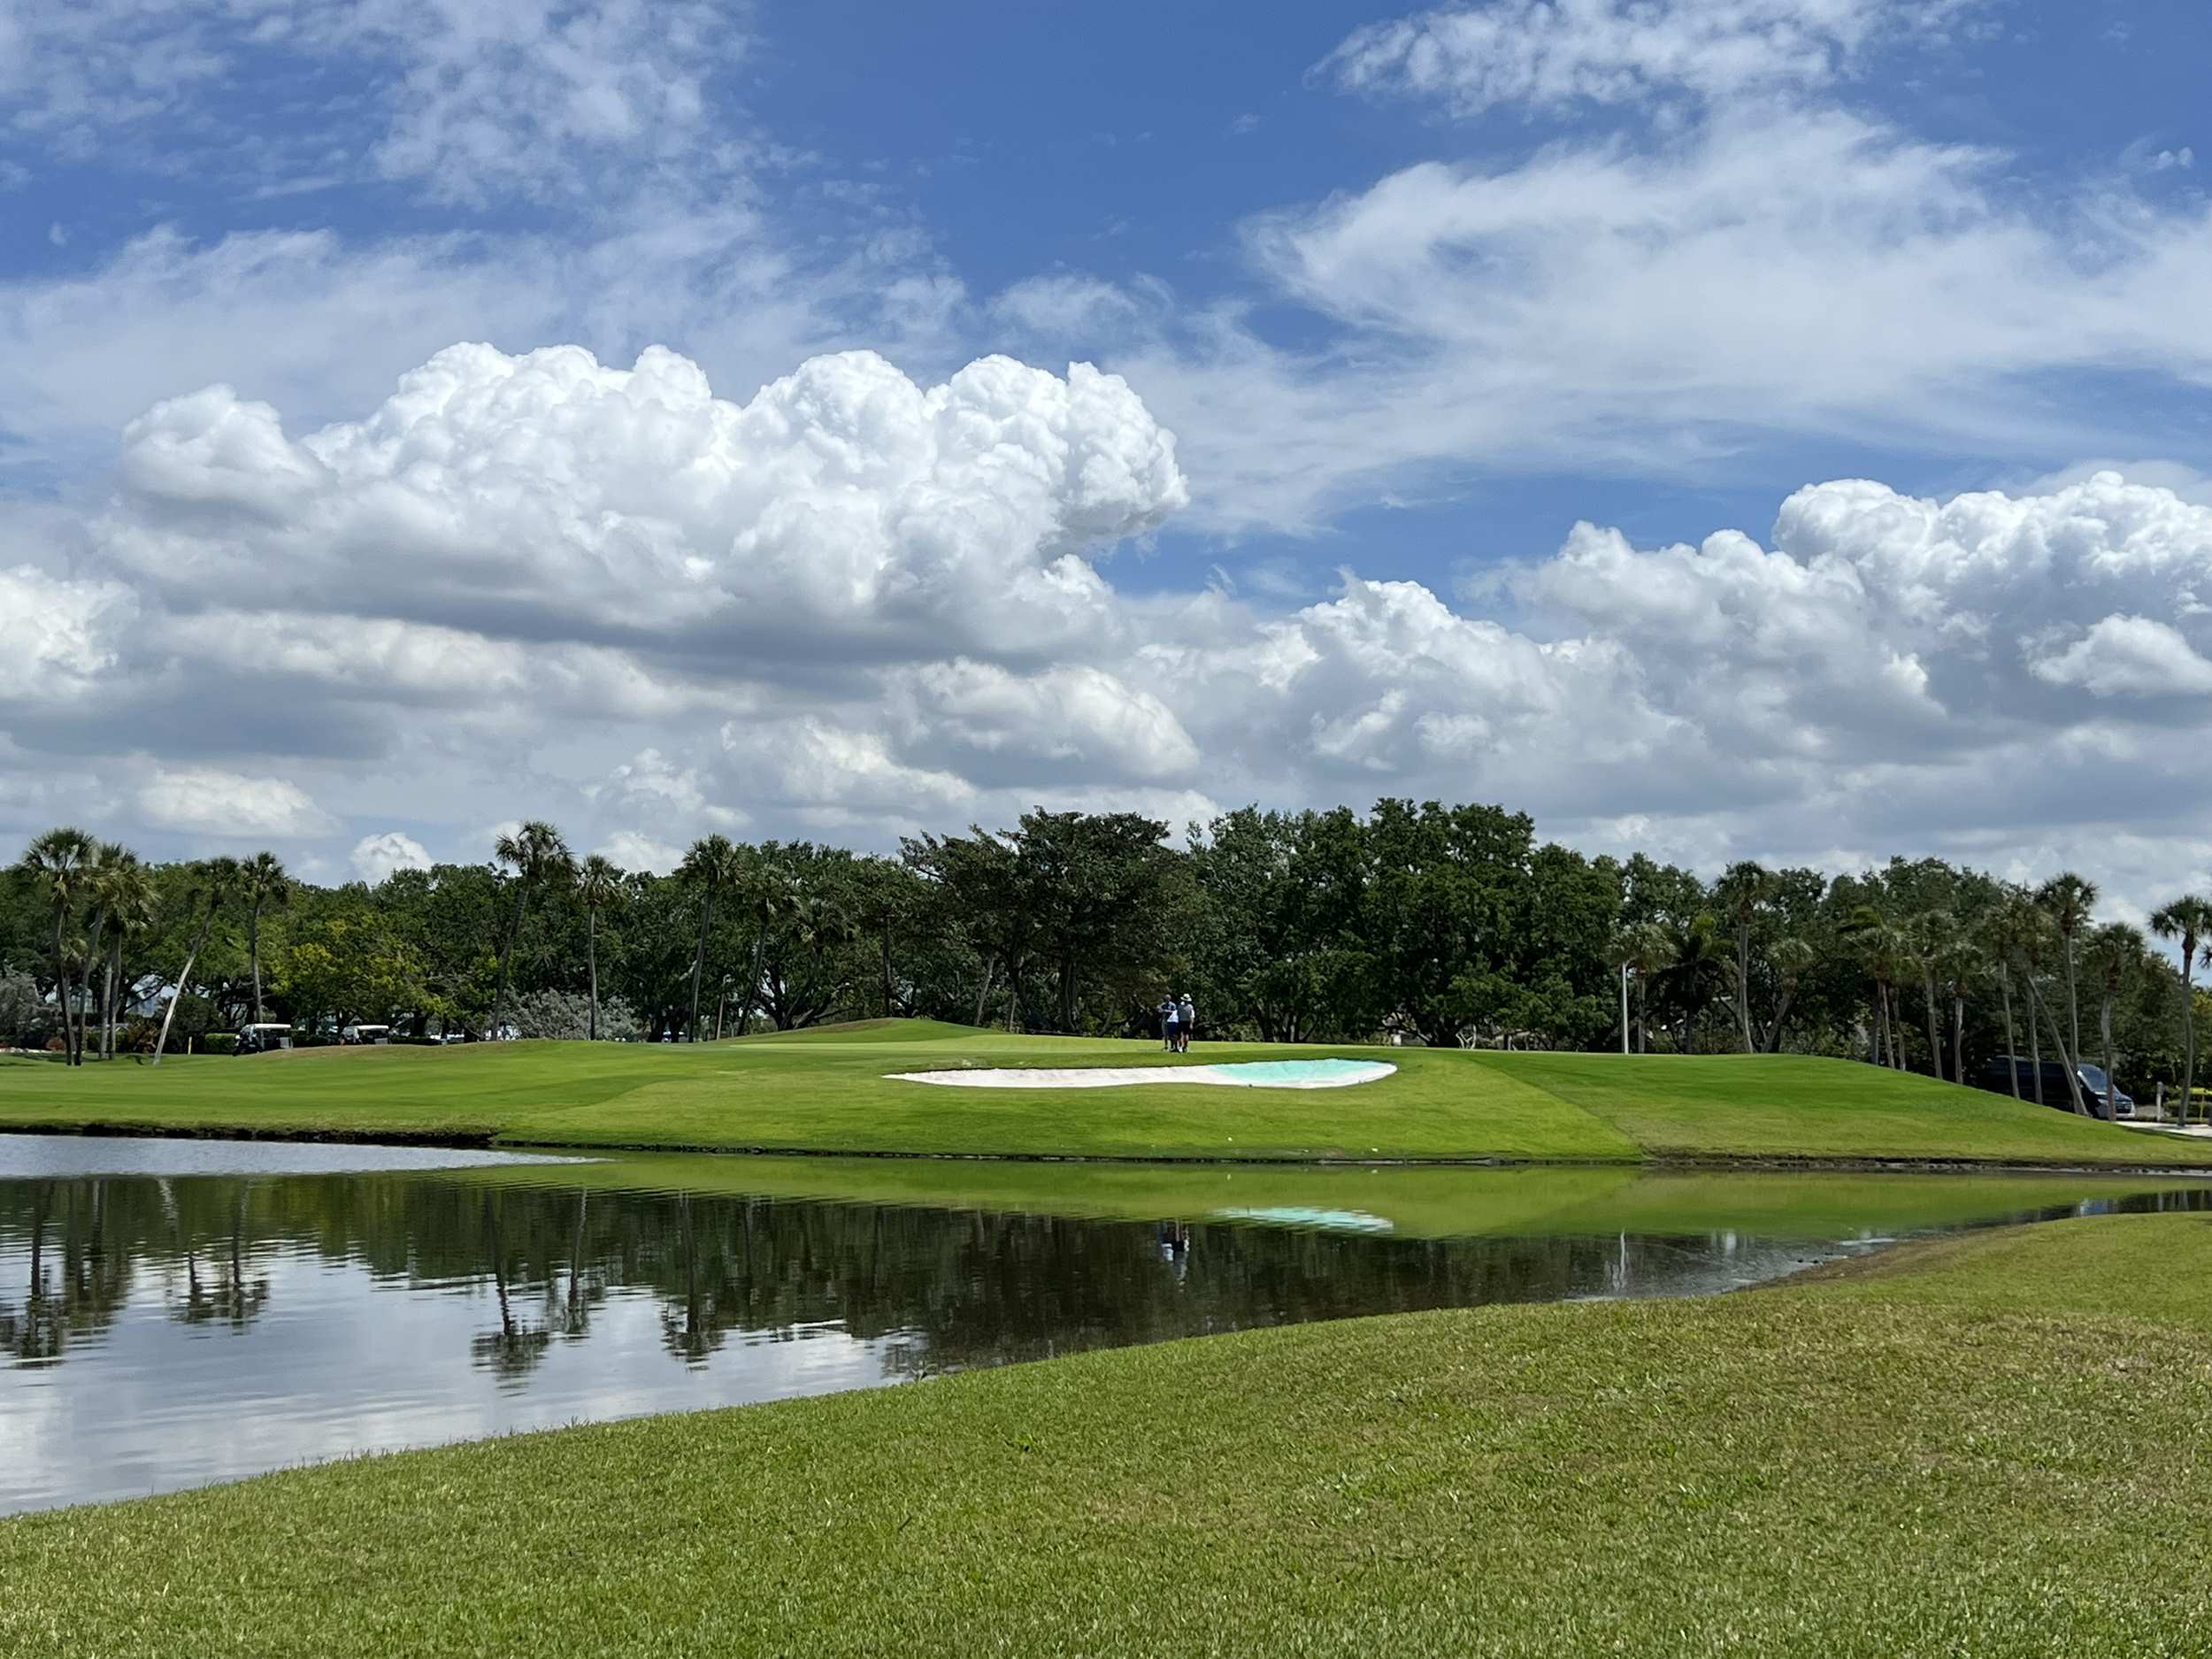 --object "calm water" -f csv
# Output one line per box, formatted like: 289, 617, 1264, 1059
2, 1136, 2204, 1514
